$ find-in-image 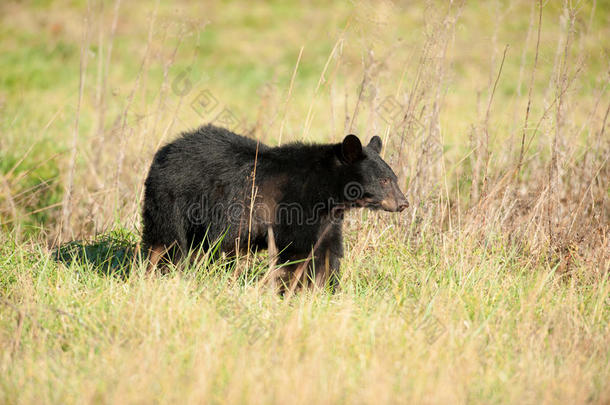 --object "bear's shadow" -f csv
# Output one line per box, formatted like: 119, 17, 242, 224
54, 235, 139, 279
53, 232, 281, 283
